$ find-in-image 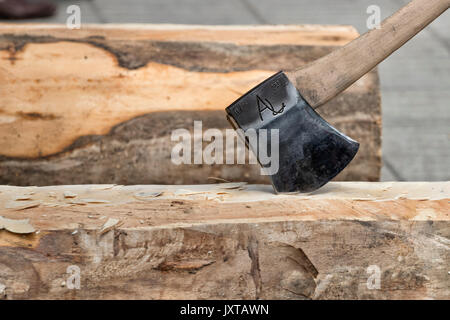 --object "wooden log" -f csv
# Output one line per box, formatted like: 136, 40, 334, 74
0, 182, 448, 300
0, 24, 381, 185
